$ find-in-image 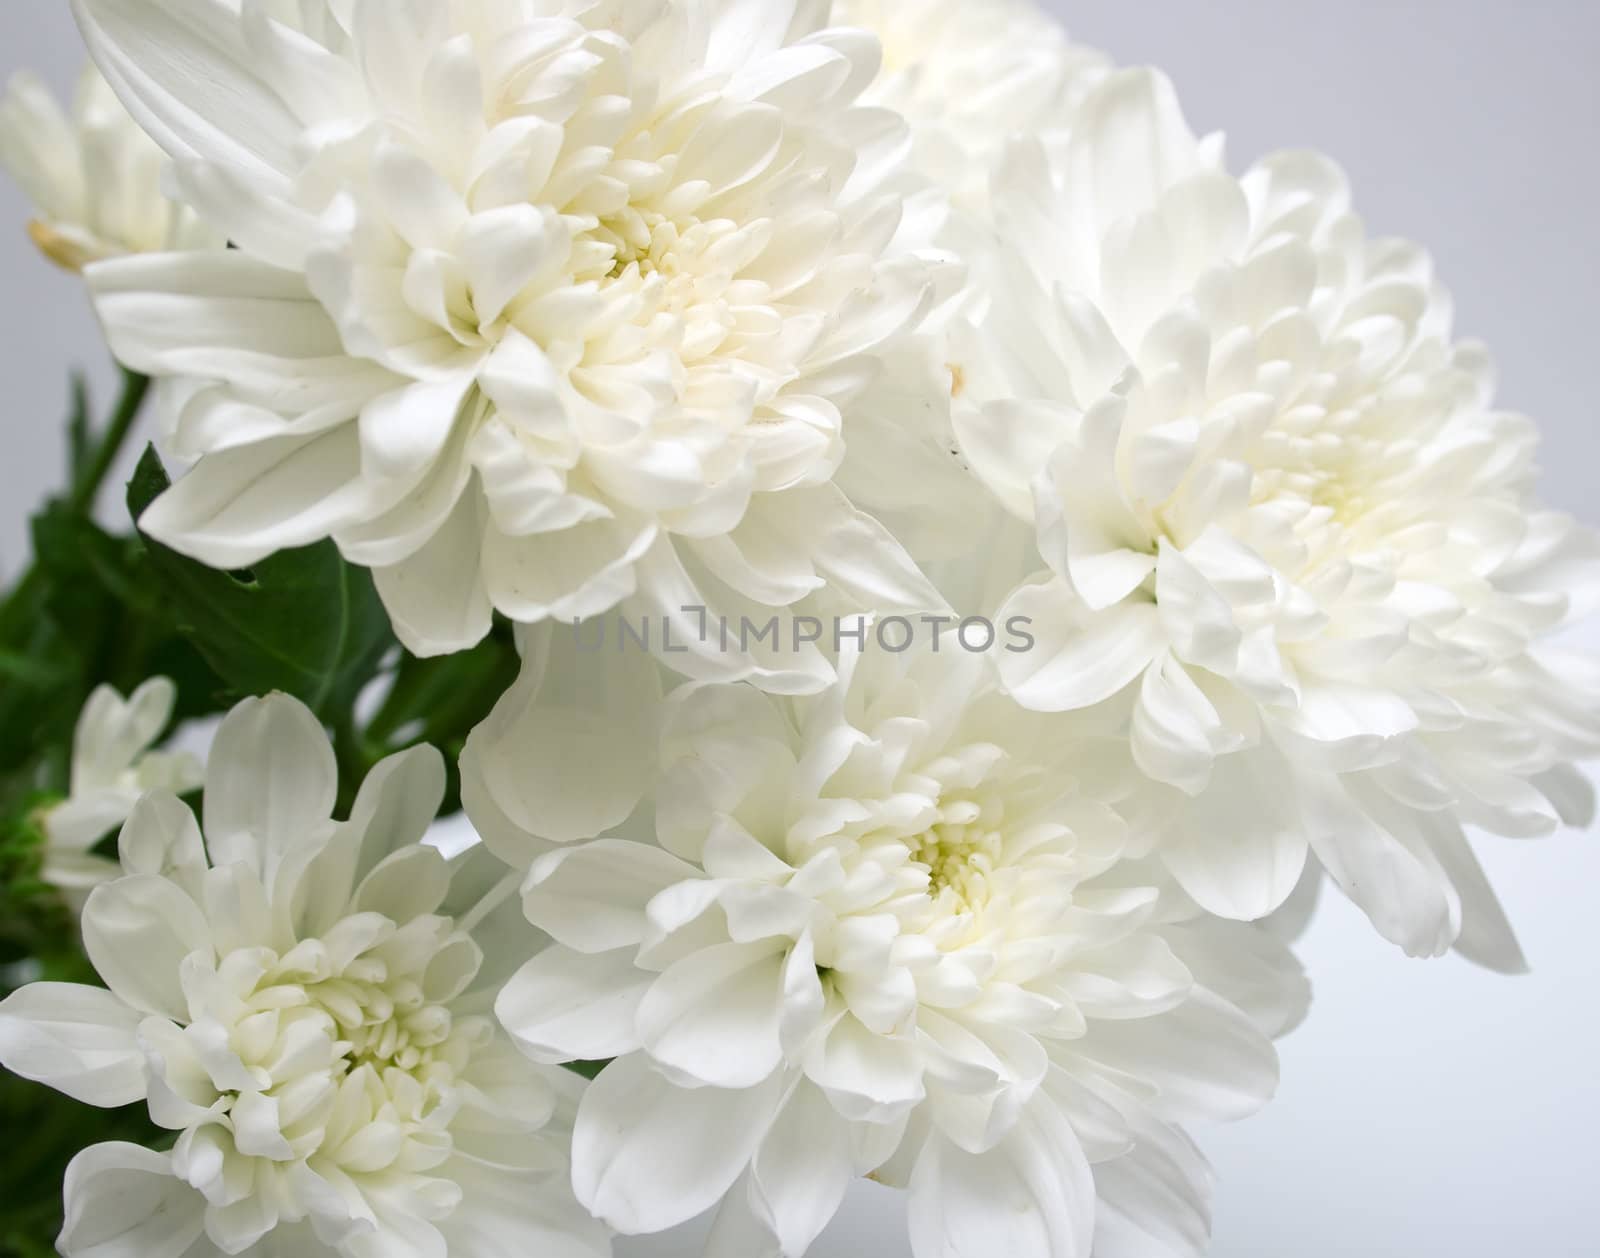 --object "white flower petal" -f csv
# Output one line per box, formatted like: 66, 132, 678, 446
58, 1142, 208, 1258
1078, 991, 1279, 1125
1154, 543, 1240, 675
0, 983, 145, 1107
203, 693, 338, 885
481, 517, 653, 634
87, 250, 341, 379
572, 1056, 787, 1235
1303, 780, 1457, 958
71, 678, 176, 790
437, 1159, 611, 1258
954, 399, 1079, 522
81, 875, 211, 1019
458, 204, 561, 328
750, 485, 945, 616
1066, 68, 1206, 248
372, 484, 494, 657
521, 840, 701, 955
344, 743, 448, 877
284, 744, 445, 941
701, 1174, 785, 1258
1058, 936, 1193, 1022
1160, 920, 1310, 1041
356, 373, 475, 483
804, 1012, 925, 1125
460, 616, 662, 865
998, 580, 1164, 713
908, 1104, 1095, 1258
1091, 1118, 1213, 1258
637, 941, 787, 1089
1130, 654, 1228, 796
352, 846, 453, 925
714, 1083, 856, 1258
140, 425, 370, 571
496, 946, 652, 1065
72, 0, 306, 177
1158, 743, 1309, 922
117, 791, 206, 890
1423, 820, 1528, 976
